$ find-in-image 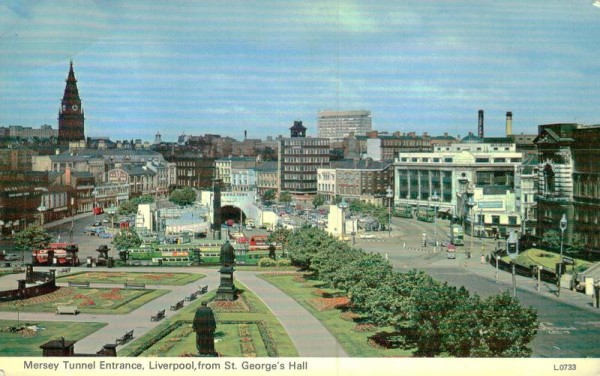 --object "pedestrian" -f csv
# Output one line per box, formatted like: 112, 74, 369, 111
480, 254, 485, 264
